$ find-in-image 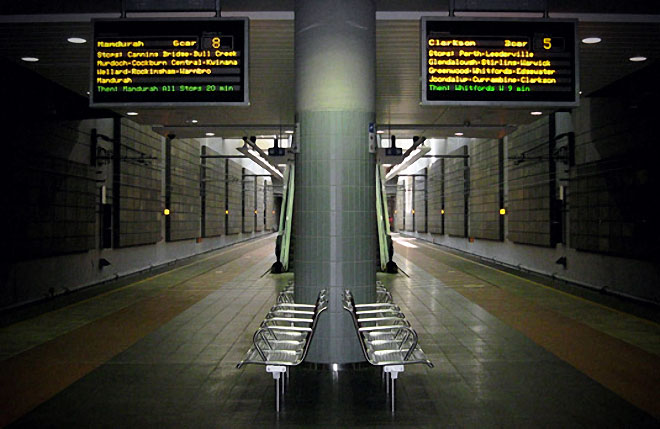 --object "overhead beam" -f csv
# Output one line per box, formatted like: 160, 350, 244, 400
4, 11, 659, 23
376, 123, 514, 130
154, 124, 296, 130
